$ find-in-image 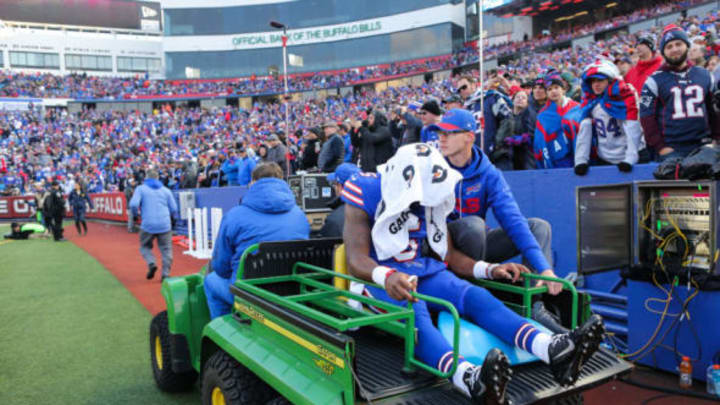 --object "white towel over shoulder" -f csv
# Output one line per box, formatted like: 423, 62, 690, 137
372, 143, 463, 261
